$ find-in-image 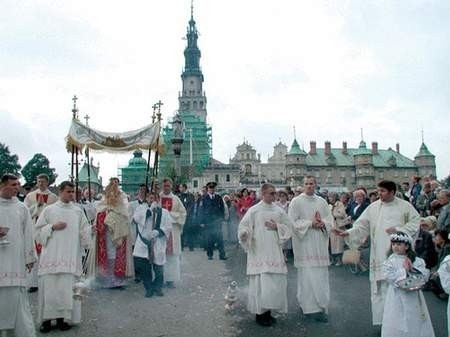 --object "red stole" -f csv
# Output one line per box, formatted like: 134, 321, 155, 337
161, 197, 174, 255
96, 211, 127, 278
